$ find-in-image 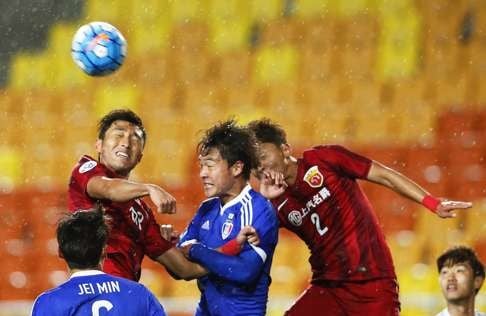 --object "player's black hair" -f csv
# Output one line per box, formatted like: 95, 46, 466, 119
57, 207, 109, 270
198, 119, 258, 180
98, 109, 147, 145
247, 118, 287, 146
437, 246, 485, 293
